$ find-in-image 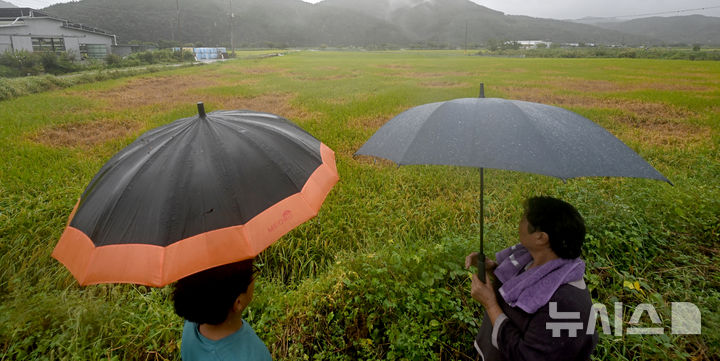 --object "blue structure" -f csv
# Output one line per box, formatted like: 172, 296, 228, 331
172, 47, 227, 60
